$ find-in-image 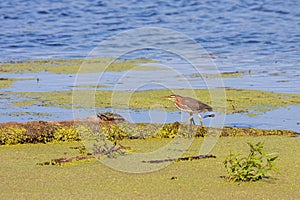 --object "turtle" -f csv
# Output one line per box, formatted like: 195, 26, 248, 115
96, 112, 127, 123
